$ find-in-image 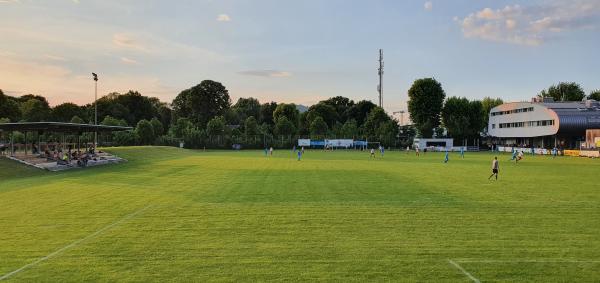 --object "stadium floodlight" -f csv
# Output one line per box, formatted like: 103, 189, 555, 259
92, 73, 98, 150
